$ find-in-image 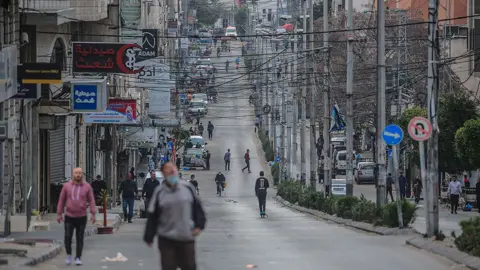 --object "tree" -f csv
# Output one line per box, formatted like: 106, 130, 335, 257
195, 0, 225, 26
438, 91, 479, 173
313, 0, 332, 20
455, 119, 480, 170
234, 6, 248, 36
395, 106, 427, 166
